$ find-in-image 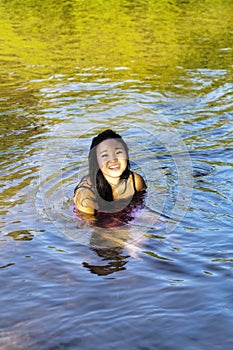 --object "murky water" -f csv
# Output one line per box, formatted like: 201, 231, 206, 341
1, 1, 233, 349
